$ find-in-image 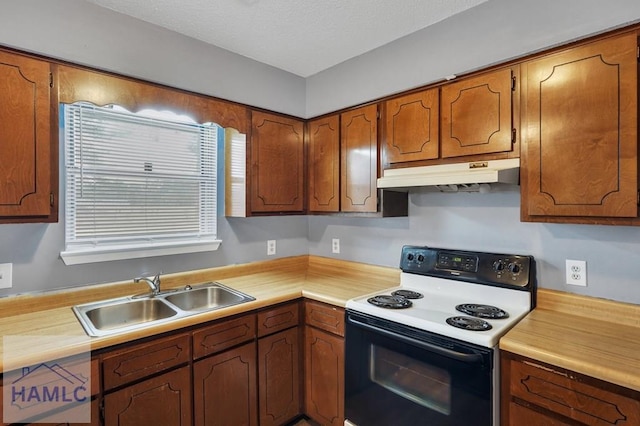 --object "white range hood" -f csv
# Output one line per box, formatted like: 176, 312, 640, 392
377, 158, 520, 191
